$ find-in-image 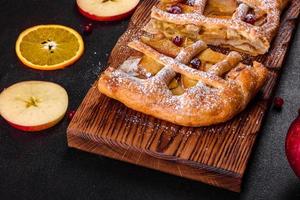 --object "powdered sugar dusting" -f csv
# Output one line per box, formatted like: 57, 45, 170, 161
104, 39, 238, 117
151, 0, 284, 53
98, 0, 270, 126
118, 56, 153, 79
119, 57, 141, 76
